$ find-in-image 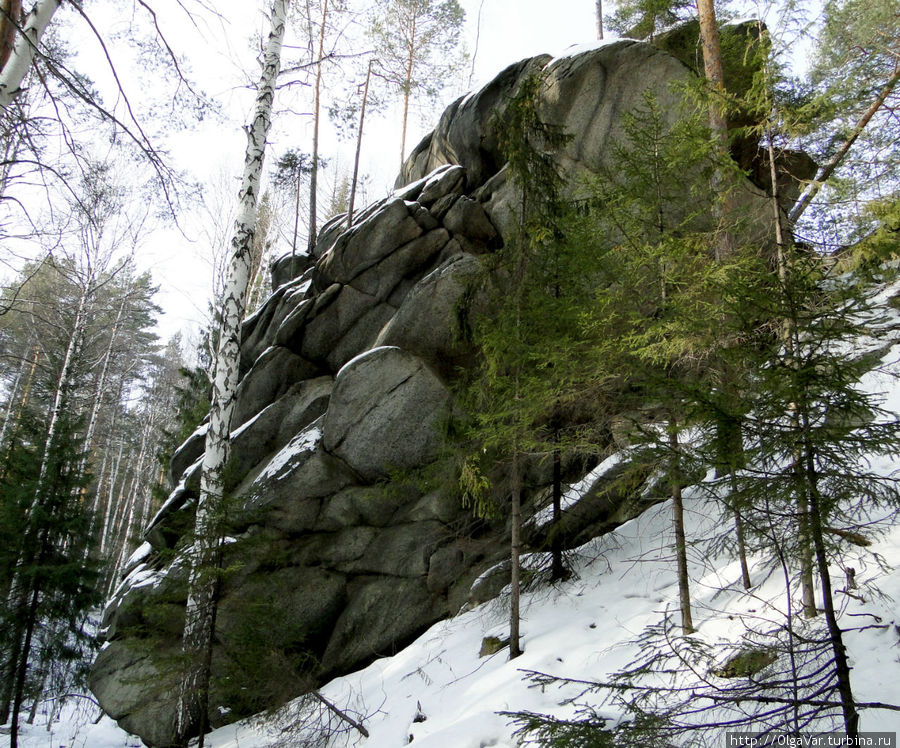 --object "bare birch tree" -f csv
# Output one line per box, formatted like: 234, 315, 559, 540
175, 2, 288, 745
